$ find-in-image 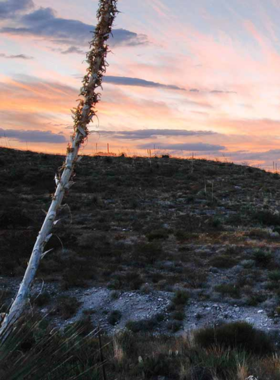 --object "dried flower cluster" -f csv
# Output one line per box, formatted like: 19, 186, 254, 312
72, 0, 118, 143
